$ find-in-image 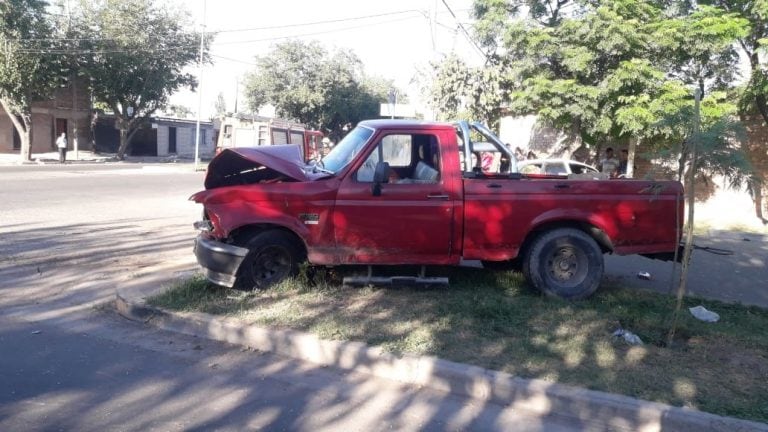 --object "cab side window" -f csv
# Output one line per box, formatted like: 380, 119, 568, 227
356, 133, 440, 183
